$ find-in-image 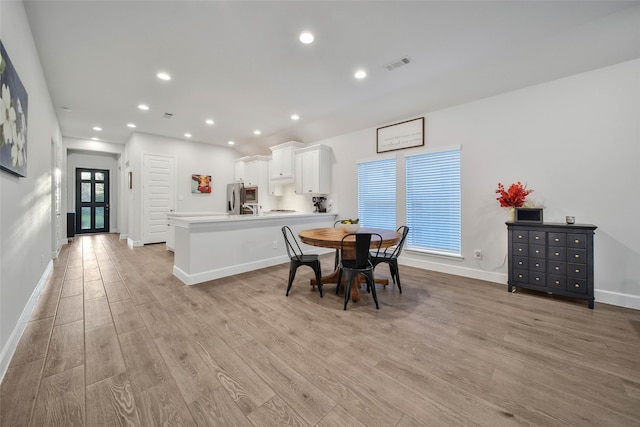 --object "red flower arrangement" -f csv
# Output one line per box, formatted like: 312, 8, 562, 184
496, 182, 533, 208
